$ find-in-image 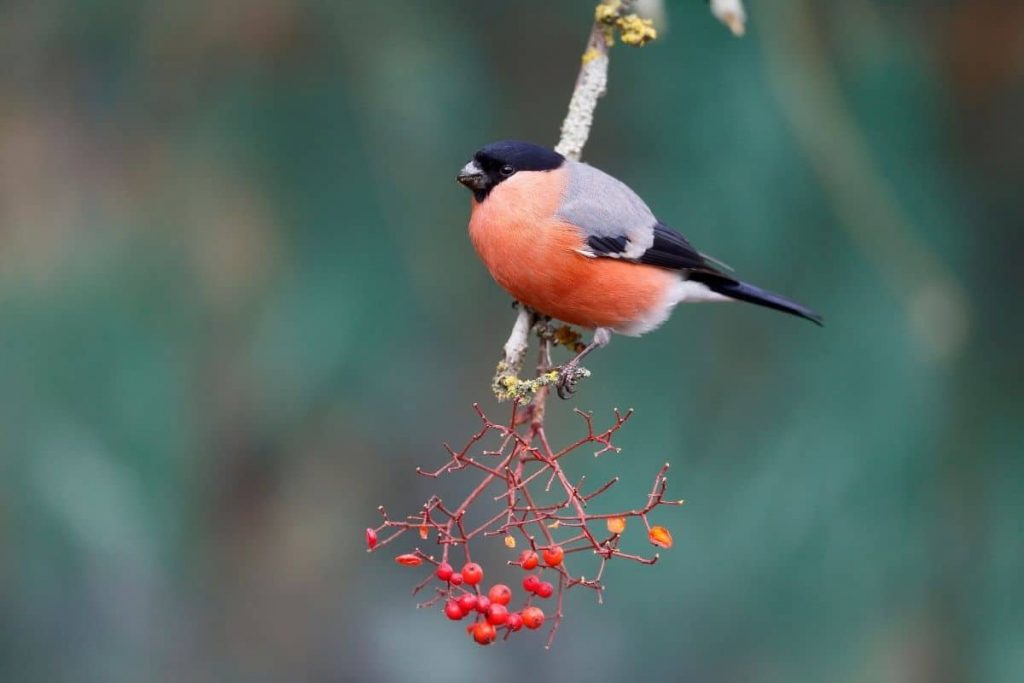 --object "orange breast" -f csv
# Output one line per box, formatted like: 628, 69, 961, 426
468, 168, 677, 330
